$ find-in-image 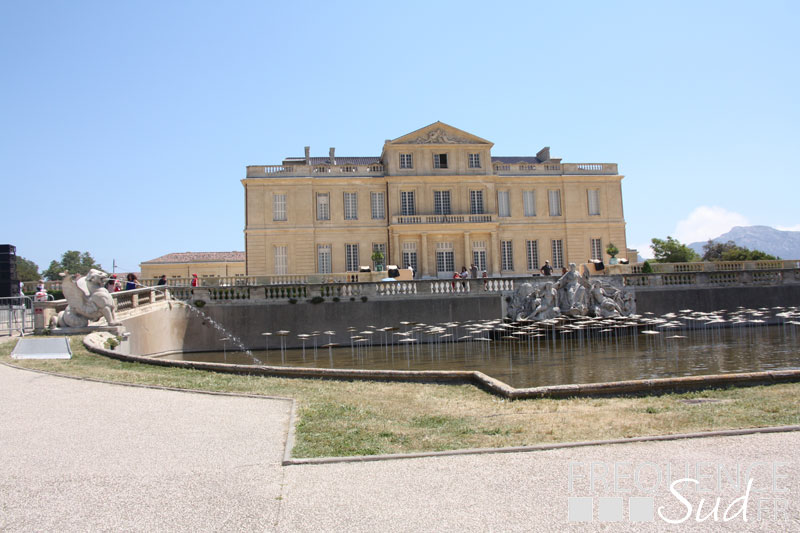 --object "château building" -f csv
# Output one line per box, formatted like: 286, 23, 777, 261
242, 122, 629, 278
